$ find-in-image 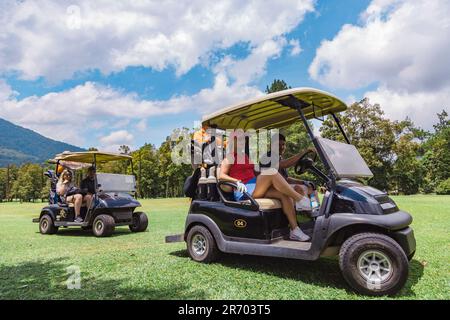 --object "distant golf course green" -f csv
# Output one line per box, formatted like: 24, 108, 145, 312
0, 195, 448, 300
